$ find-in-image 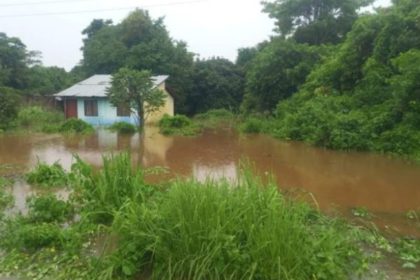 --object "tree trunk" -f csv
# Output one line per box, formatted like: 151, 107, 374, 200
137, 98, 144, 131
